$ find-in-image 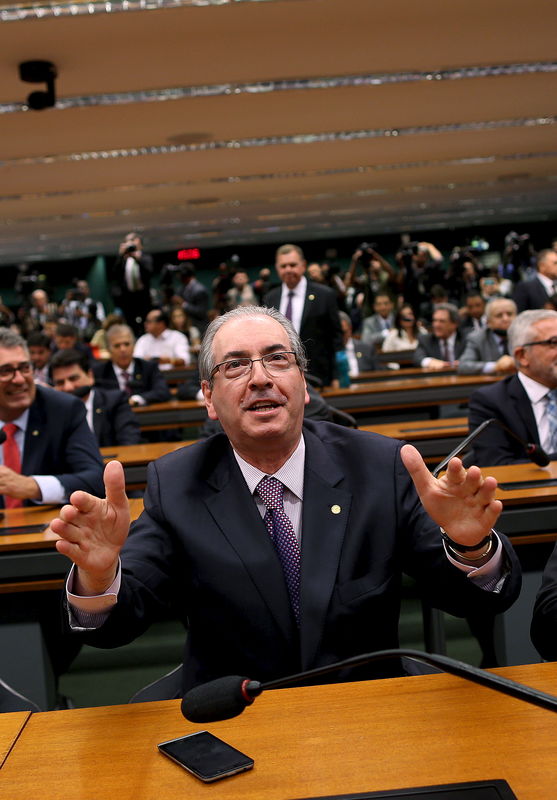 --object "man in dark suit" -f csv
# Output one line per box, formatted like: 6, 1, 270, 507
111, 232, 153, 335
264, 244, 343, 386
52, 306, 519, 694
92, 324, 170, 407
0, 330, 104, 508
175, 264, 210, 335
468, 309, 557, 466
458, 298, 517, 375
50, 349, 141, 448
513, 249, 557, 312
413, 303, 467, 369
